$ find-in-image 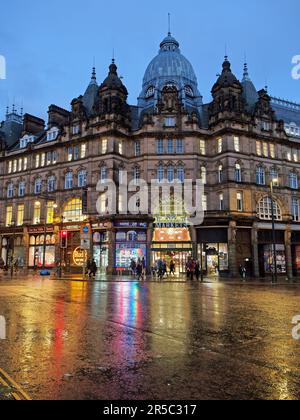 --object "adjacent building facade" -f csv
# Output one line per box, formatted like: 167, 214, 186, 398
1, 32, 300, 278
